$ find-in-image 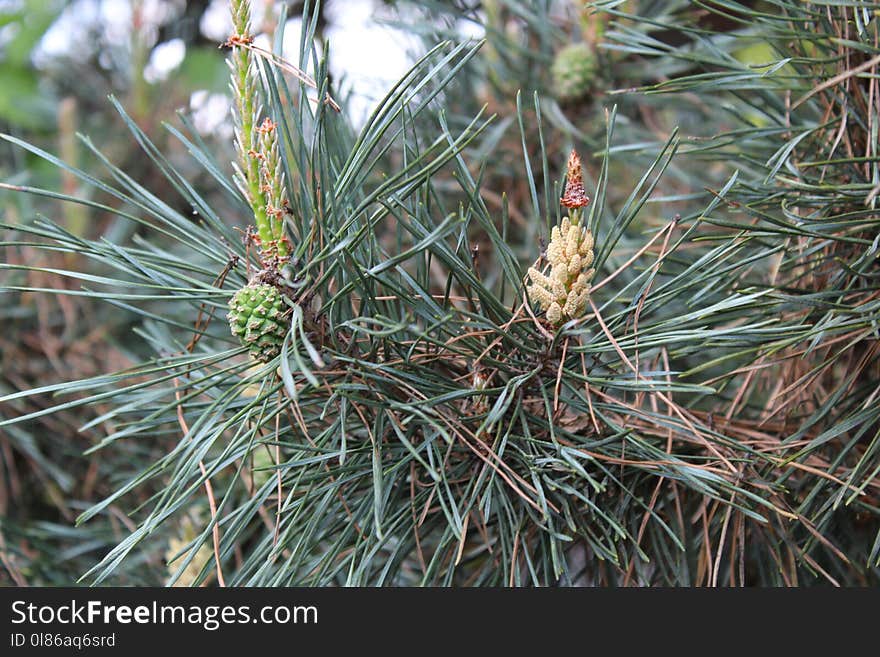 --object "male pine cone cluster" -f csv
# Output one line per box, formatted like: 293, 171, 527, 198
527, 217, 595, 326
527, 149, 596, 327
227, 283, 290, 362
